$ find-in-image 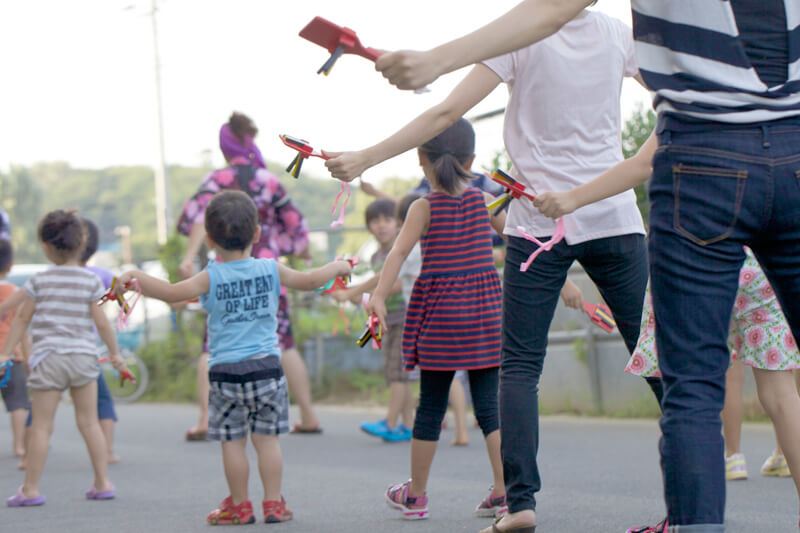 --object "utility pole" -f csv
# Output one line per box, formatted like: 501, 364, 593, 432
150, 0, 170, 245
